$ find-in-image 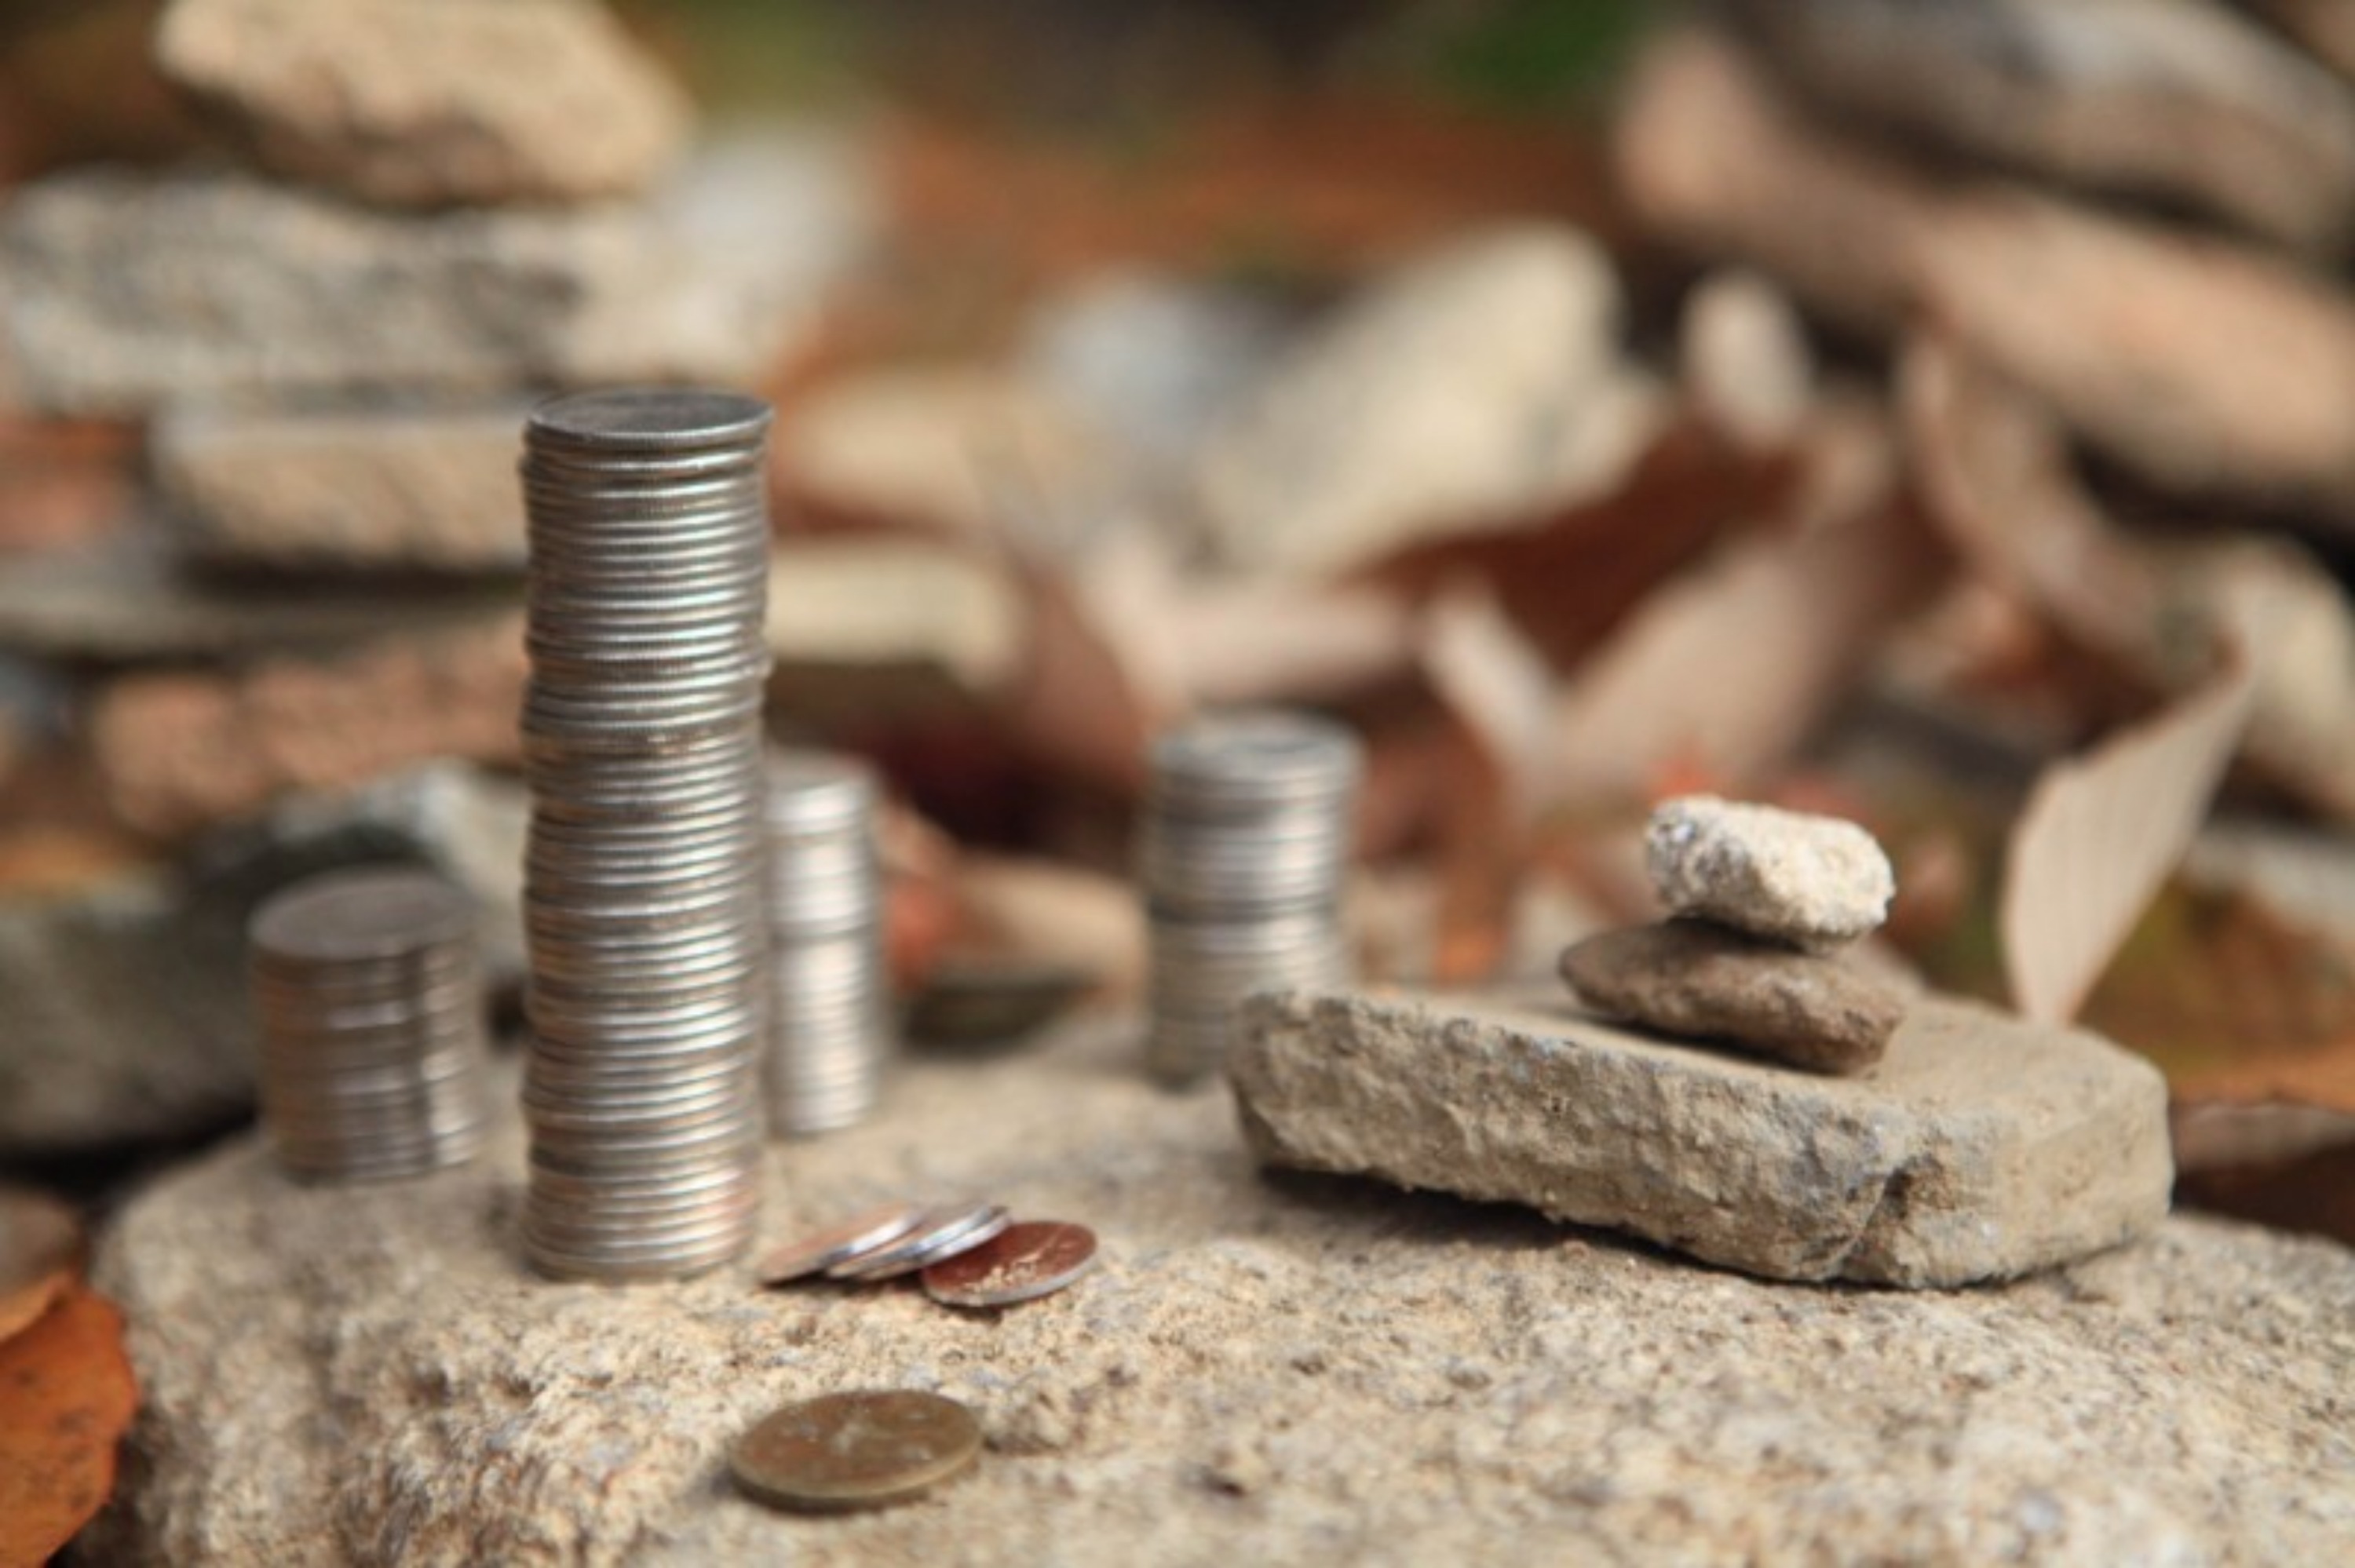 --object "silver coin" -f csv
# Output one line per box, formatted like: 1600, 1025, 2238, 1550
826, 1203, 1011, 1281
